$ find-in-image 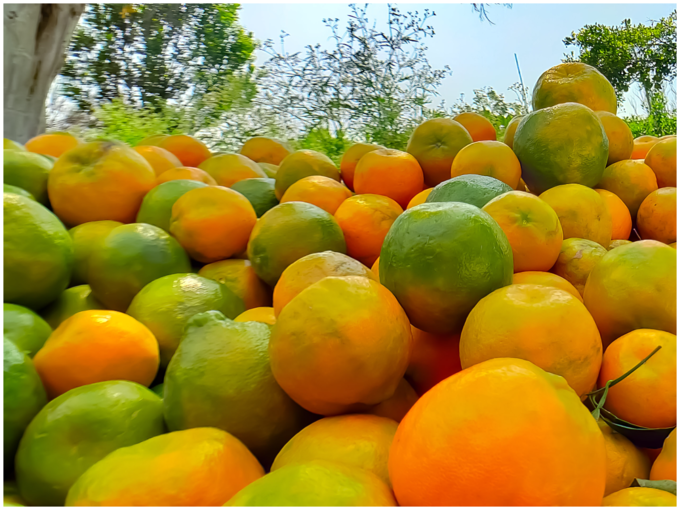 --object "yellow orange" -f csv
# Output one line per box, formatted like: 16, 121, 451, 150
159, 134, 211, 167
599, 420, 651, 496
275, 150, 340, 200
595, 188, 632, 240
25, 133, 79, 158
354, 148, 424, 208
503, 116, 522, 149
340, 142, 383, 191
596, 112, 634, 165
602, 487, 676, 506
512, 271, 582, 301
645, 136, 677, 188
406, 188, 432, 209
155, 166, 216, 185
637, 187, 677, 244
551, 237, 607, 295
650, 428, 676, 482
198, 153, 267, 187
450, 140, 521, 188
453, 112, 497, 141
598, 159, 659, 219
133, 146, 182, 176
280, 175, 352, 215
234, 307, 276, 325
239, 136, 292, 165
198, 259, 272, 310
